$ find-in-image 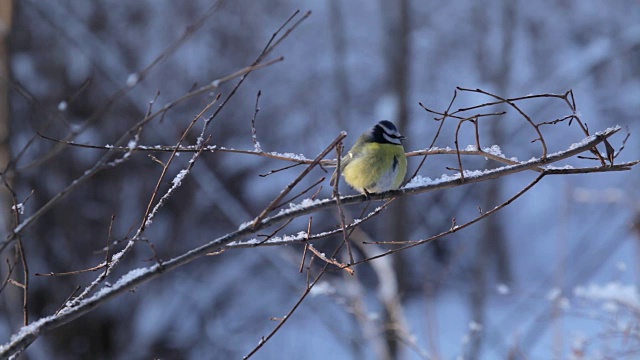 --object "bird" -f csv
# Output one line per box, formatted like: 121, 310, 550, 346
331, 120, 407, 195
